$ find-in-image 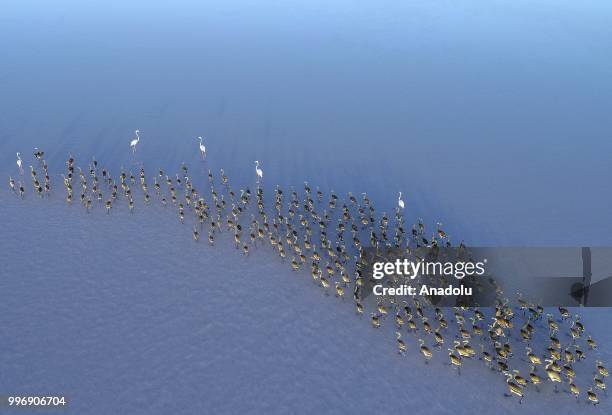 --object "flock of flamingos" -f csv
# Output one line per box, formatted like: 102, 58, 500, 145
6, 130, 610, 407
